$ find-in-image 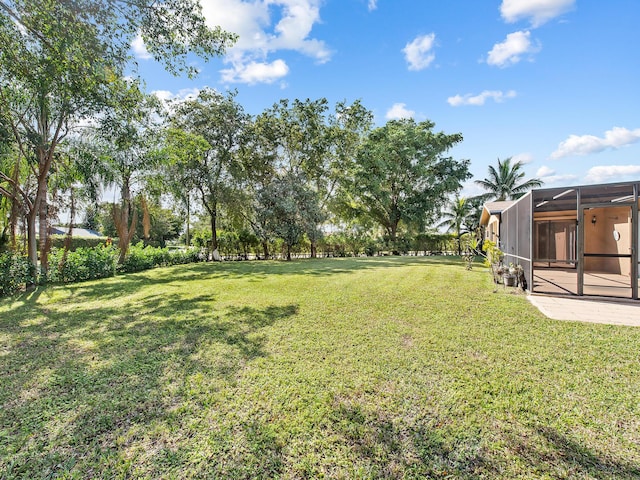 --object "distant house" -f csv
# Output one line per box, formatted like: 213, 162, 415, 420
50, 227, 104, 238
480, 181, 639, 300
479, 200, 516, 246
